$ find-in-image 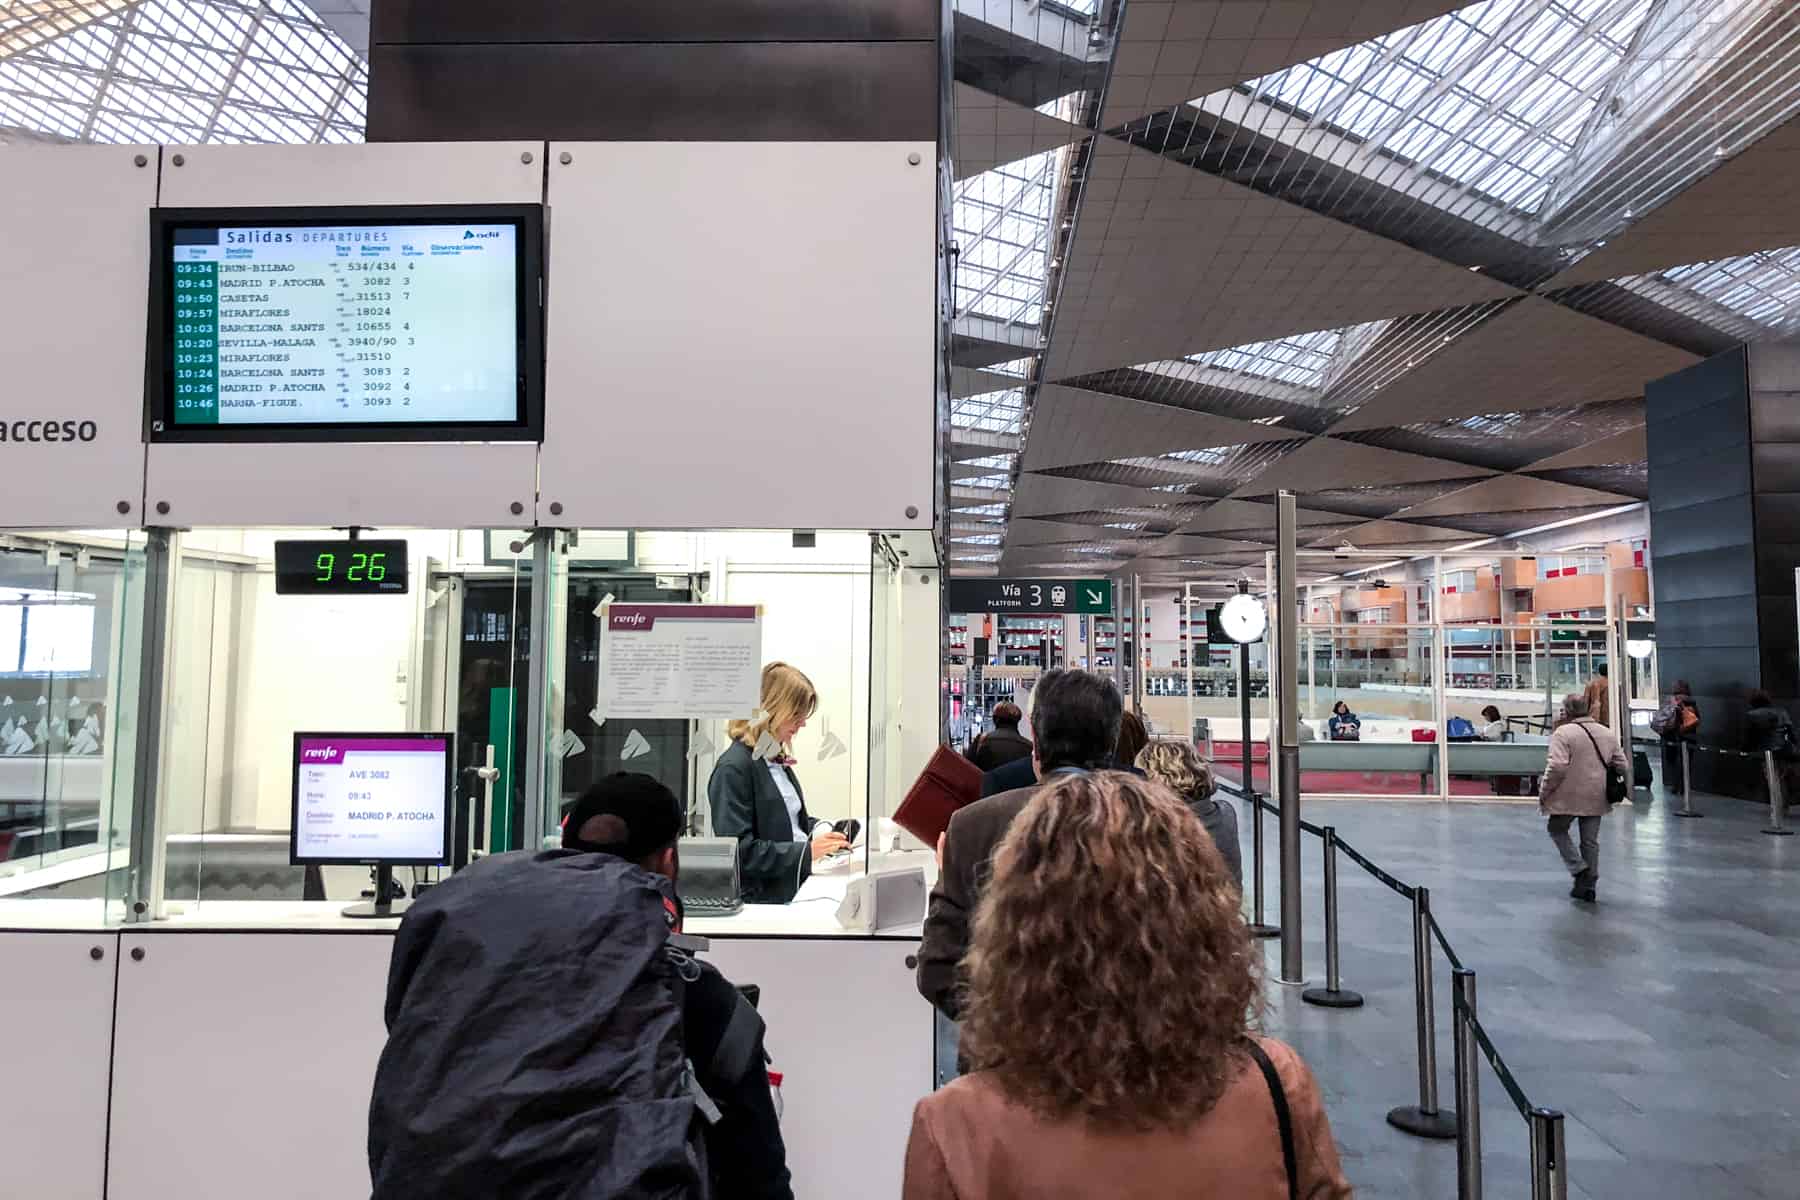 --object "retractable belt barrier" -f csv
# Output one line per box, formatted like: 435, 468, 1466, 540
1229, 785, 1568, 1199
1669, 742, 1793, 836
